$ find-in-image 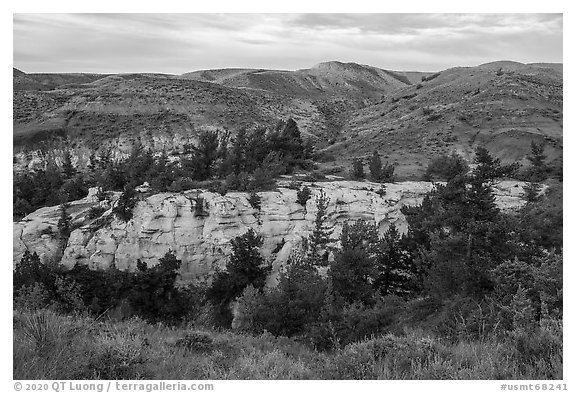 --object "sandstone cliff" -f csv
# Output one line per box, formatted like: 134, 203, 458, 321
13, 180, 531, 282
